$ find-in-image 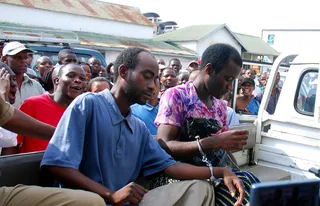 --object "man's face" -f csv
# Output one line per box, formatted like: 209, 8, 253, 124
123, 52, 159, 105
99, 67, 107, 77
110, 65, 114, 81
90, 81, 110, 93
241, 83, 254, 96
6, 51, 28, 75
205, 60, 241, 99
27, 54, 33, 66
157, 59, 165, 66
240, 69, 246, 76
60, 54, 77, 65
81, 65, 92, 81
57, 64, 86, 100
245, 70, 255, 79
259, 73, 267, 88
37, 56, 53, 77
169, 60, 182, 73
89, 59, 101, 75
161, 69, 177, 88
